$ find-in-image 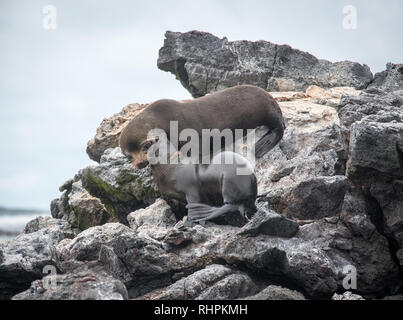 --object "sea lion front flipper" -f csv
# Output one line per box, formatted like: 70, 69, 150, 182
187, 203, 239, 222
186, 203, 216, 222
255, 129, 282, 158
